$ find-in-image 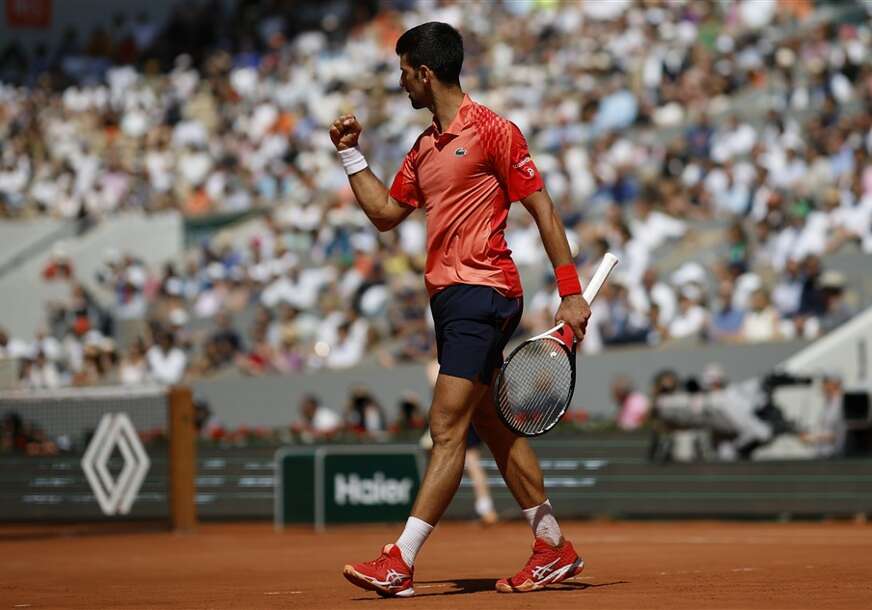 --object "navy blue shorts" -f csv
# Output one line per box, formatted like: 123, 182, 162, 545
430, 284, 523, 385
467, 426, 482, 448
